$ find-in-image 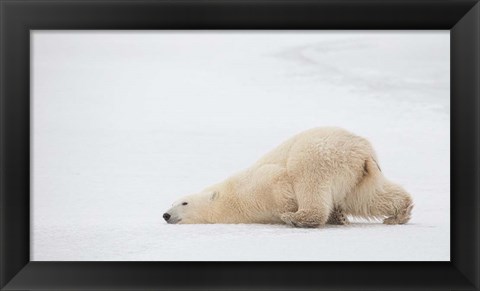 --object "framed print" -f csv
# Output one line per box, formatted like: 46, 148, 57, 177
30, 30, 450, 262
1, 0, 479, 290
